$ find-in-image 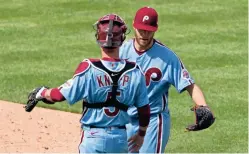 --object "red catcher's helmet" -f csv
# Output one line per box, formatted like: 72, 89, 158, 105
93, 14, 129, 48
